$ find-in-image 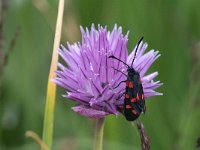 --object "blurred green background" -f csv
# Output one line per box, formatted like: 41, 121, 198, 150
1, 0, 200, 149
